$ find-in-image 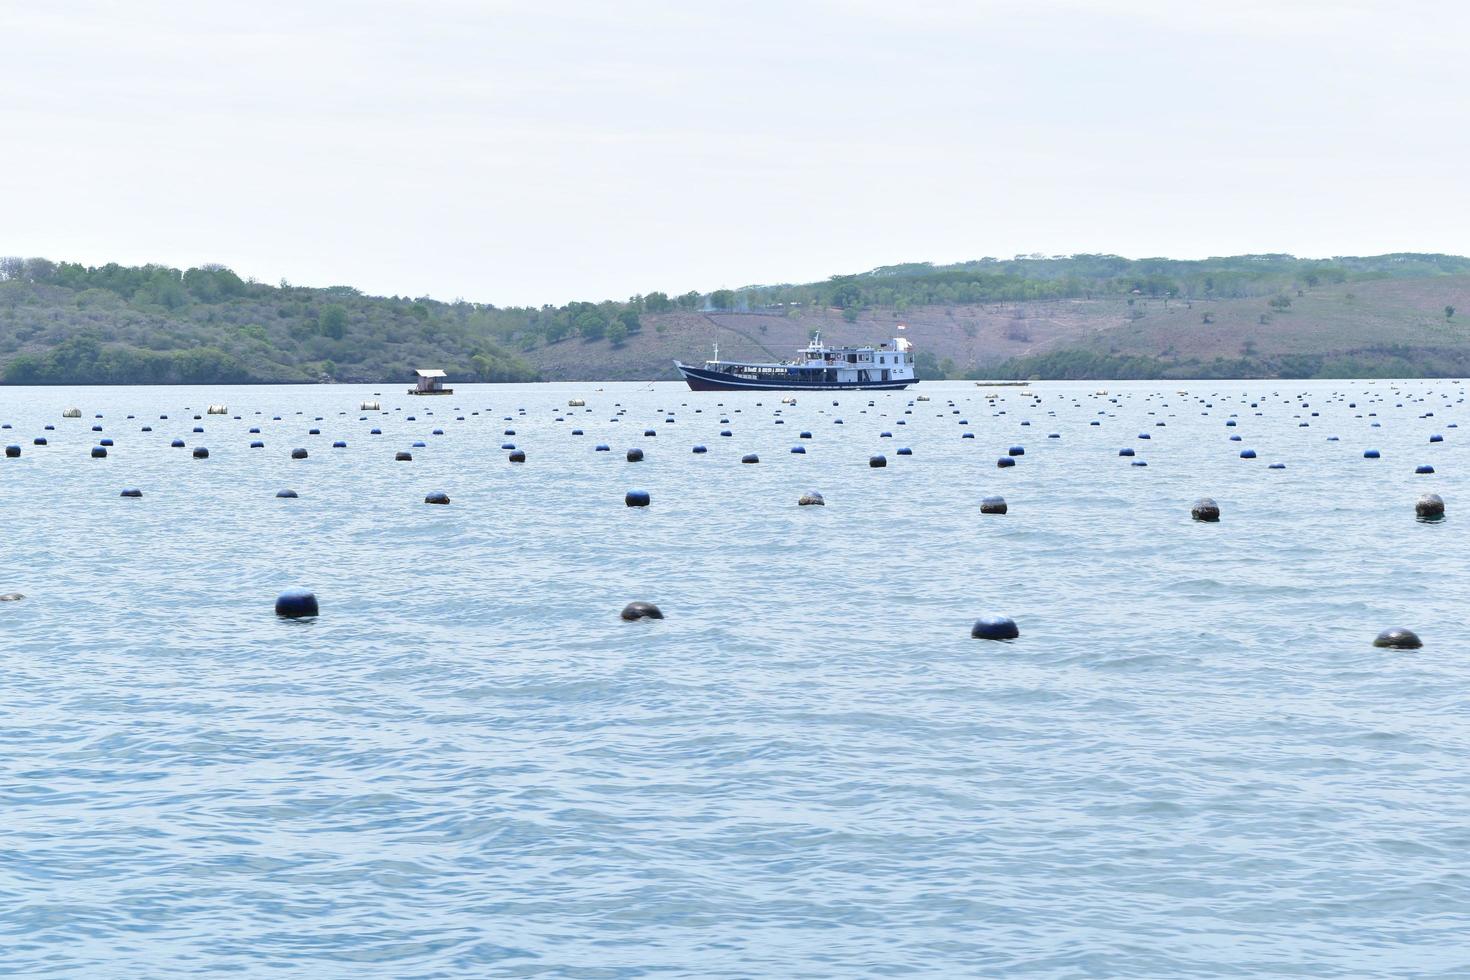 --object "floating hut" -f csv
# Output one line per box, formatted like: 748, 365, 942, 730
409, 369, 452, 396
63, 408, 81, 418
207, 404, 228, 414
361, 400, 381, 411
